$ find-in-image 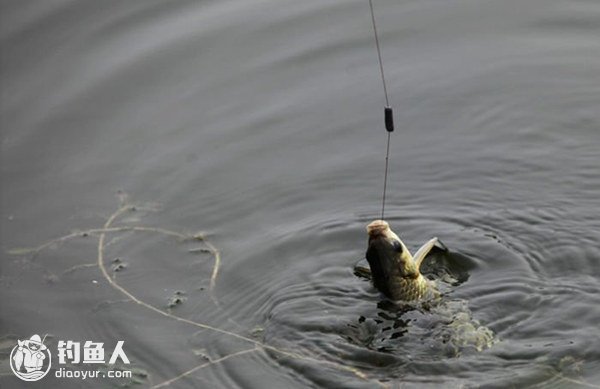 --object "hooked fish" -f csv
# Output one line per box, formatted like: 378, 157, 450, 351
365, 220, 447, 301
360, 220, 496, 352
